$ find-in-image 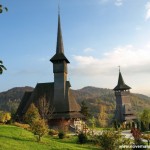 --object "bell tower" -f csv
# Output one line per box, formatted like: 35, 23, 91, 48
113, 68, 136, 123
